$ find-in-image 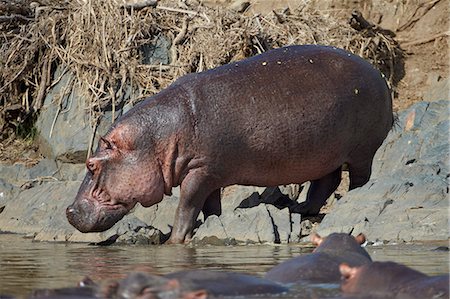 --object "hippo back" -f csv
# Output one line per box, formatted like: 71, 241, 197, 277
173, 45, 393, 187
